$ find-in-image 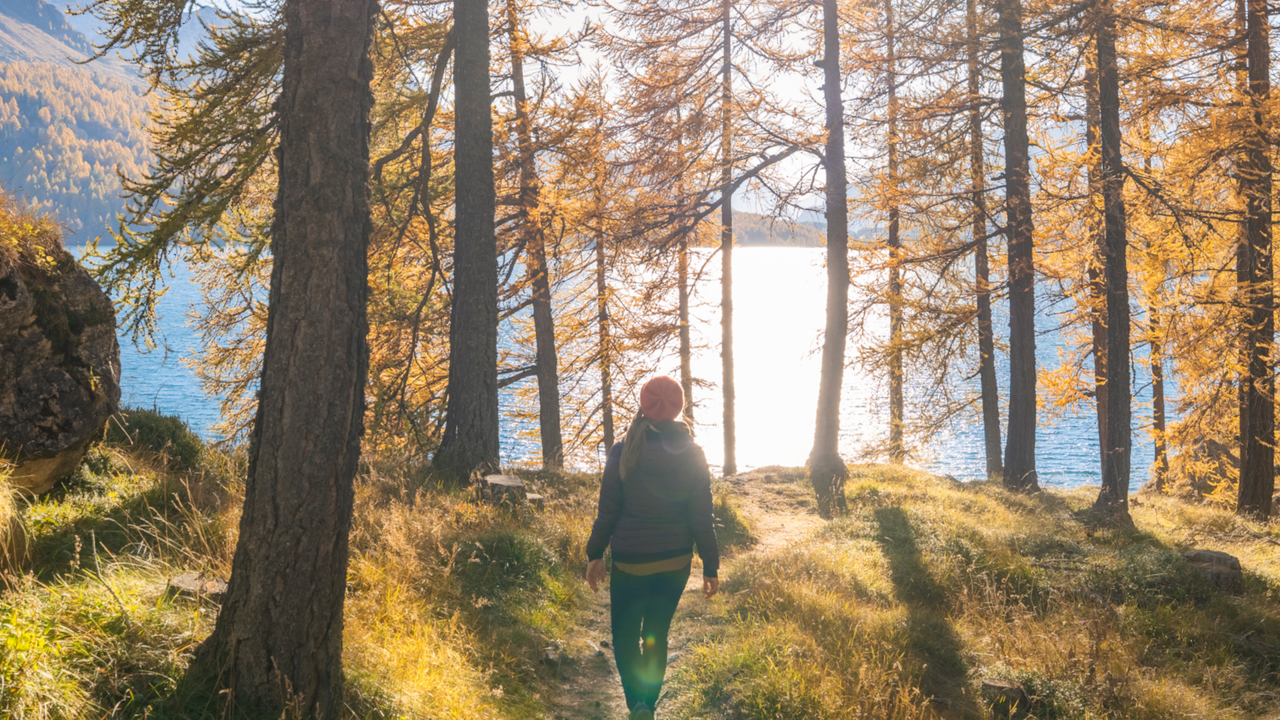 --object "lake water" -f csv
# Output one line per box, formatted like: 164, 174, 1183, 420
78, 245, 1156, 492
